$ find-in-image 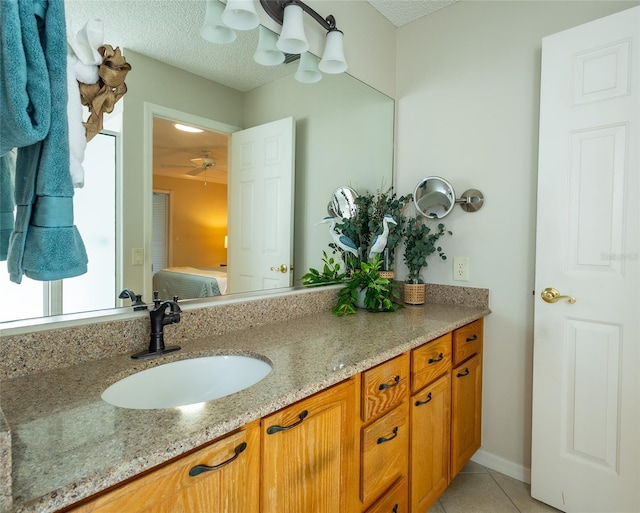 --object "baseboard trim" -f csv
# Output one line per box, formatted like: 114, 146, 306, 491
471, 449, 532, 484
